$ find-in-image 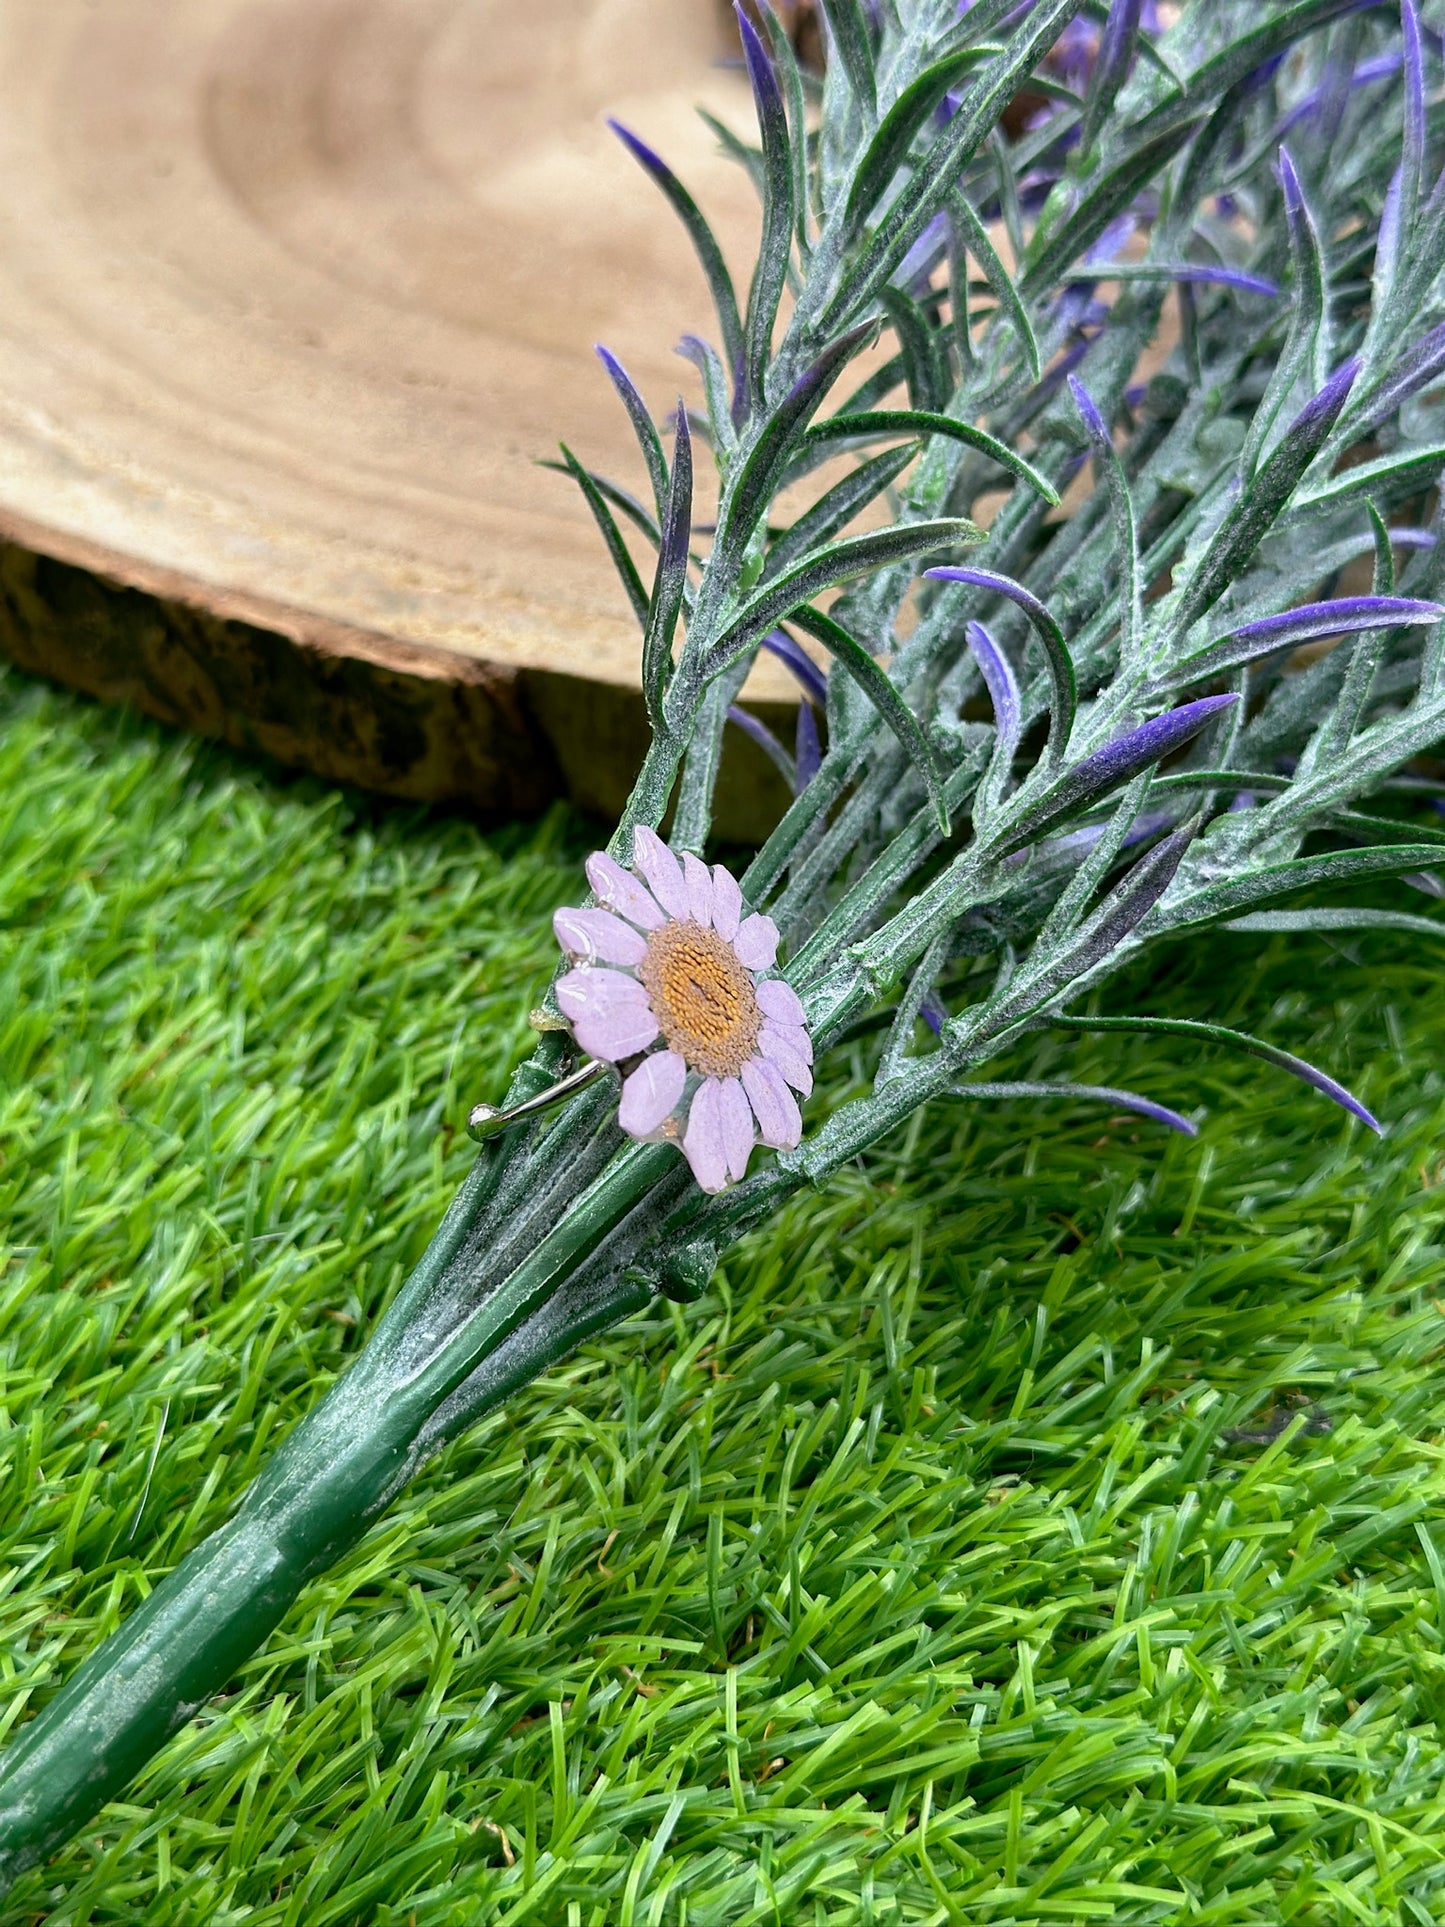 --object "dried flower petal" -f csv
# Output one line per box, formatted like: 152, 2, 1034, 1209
618, 1050, 687, 1136
586, 851, 667, 930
